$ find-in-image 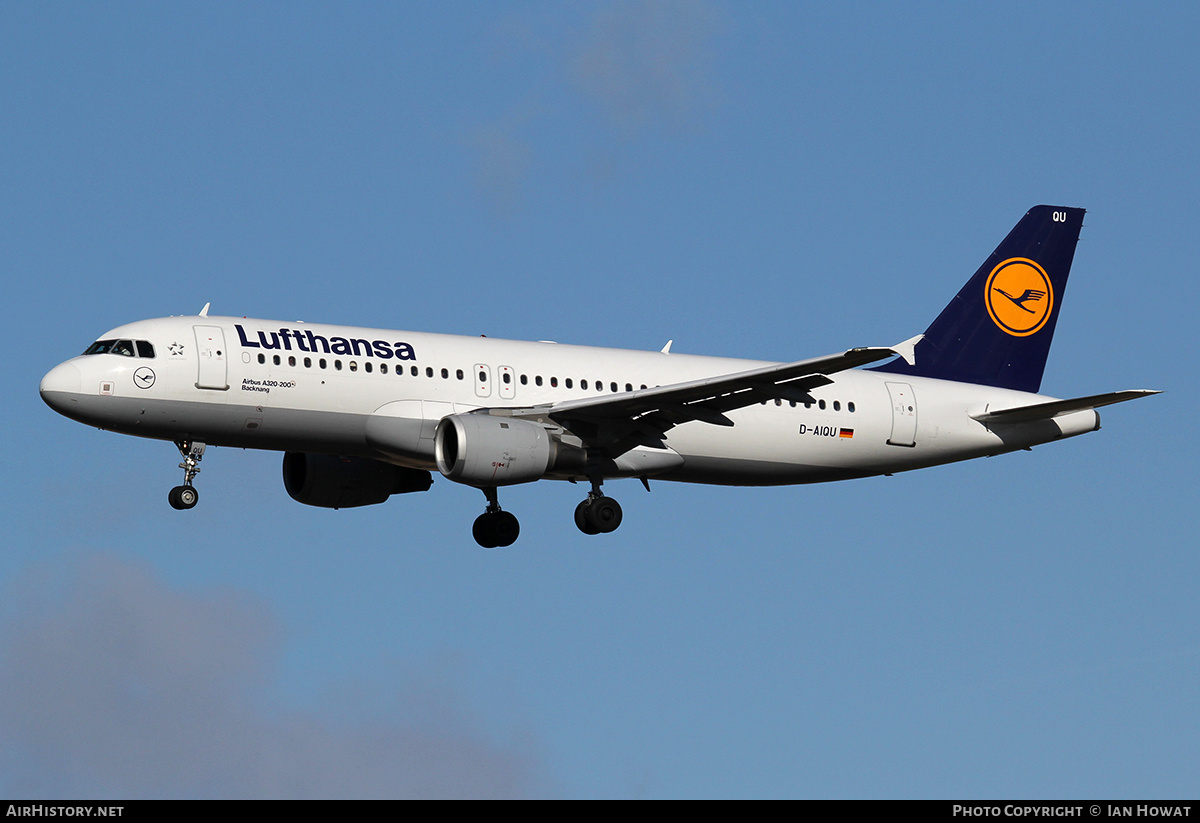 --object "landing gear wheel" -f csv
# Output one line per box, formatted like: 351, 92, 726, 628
170, 440, 205, 511
473, 511, 520, 549
168, 485, 198, 510
473, 513, 498, 548
473, 486, 519, 548
588, 496, 622, 533
575, 496, 622, 535
492, 511, 519, 547
575, 500, 600, 535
